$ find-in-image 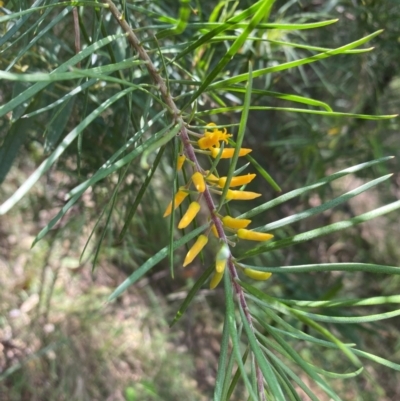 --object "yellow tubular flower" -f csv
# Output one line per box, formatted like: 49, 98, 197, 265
218, 173, 256, 188
225, 190, 261, 200
183, 235, 208, 267
222, 216, 252, 229
210, 271, 224, 289
237, 229, 274, 241
192, 172, 206, 192
178, 201, 201, 229
163, 188, 189, 217
177, 155, 186, 171
210, 148, 252, 159
243, 268, 272, 281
